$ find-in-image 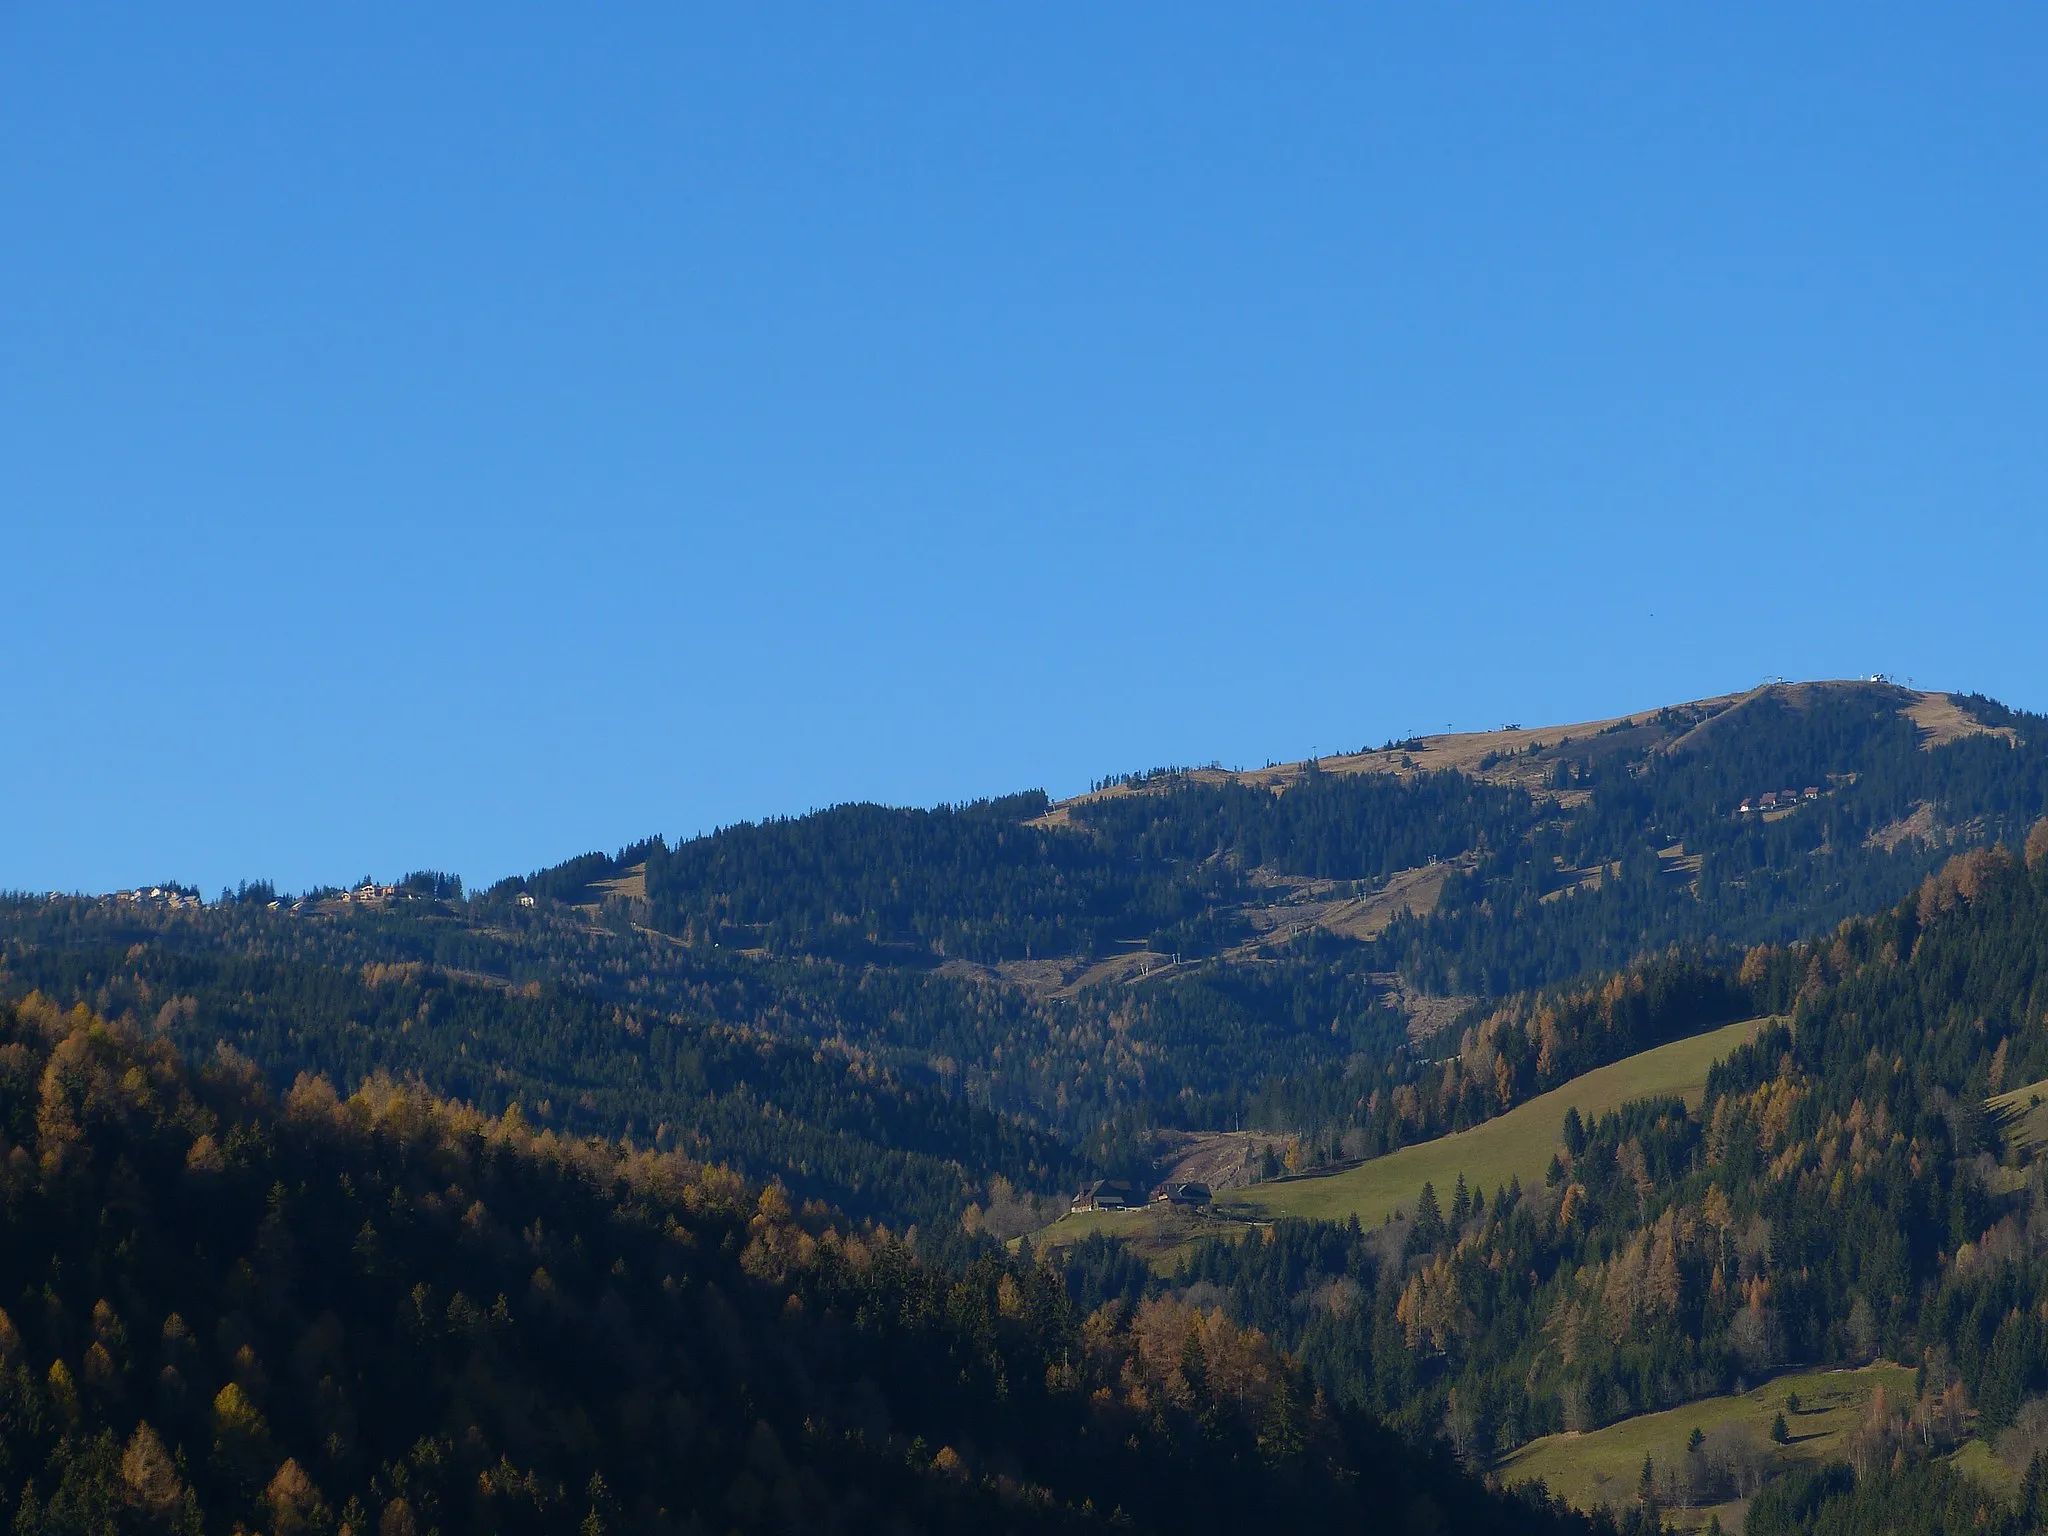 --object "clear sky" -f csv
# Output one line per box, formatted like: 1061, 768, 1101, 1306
5, 6, 2045, 896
